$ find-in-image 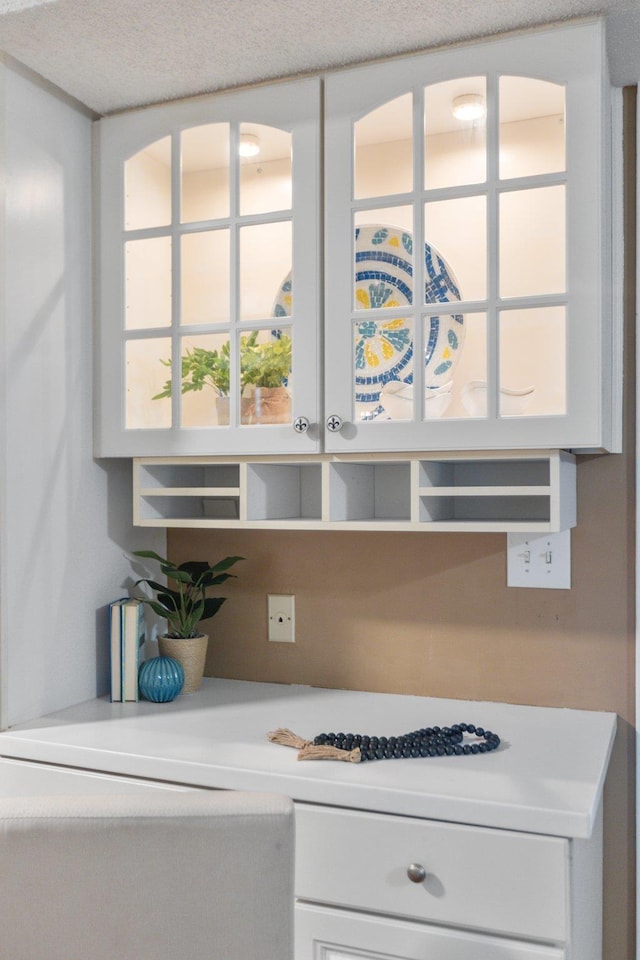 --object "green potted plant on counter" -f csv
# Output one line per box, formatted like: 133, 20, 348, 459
133, 550, 243, 693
